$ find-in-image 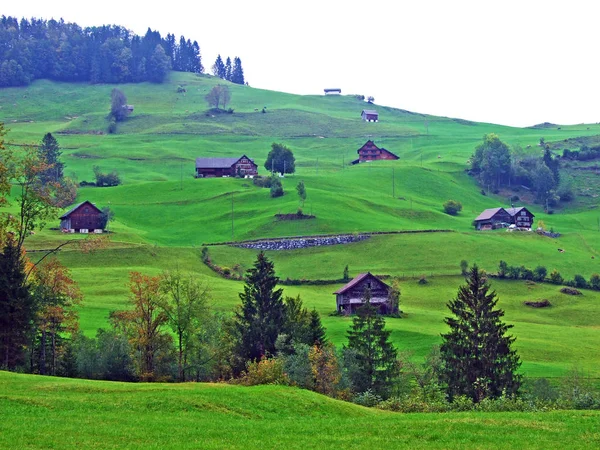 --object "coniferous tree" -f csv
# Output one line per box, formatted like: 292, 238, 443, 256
212, 54, 226, 79
233, 252, 285, 367
224, 56, 232, 82
0, 237, 35, 370
440, 265, 521, 402
231, 56, 245, 84
38, 133, 63, 184
346, 289, 399, 397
